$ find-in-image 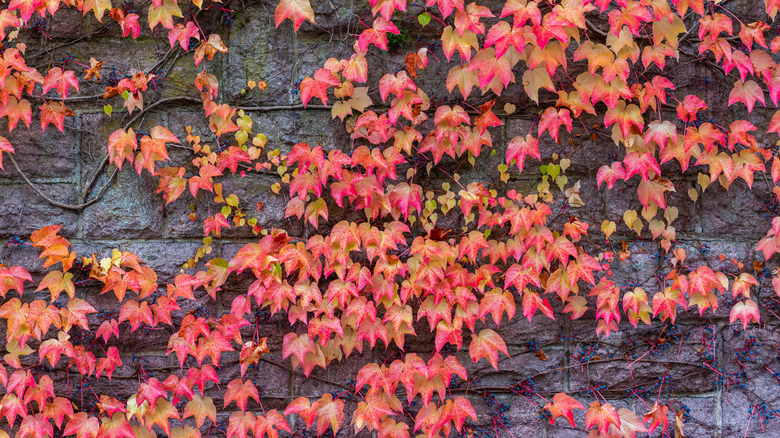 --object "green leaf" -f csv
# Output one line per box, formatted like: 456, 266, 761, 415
121, 90, 130, 100
547, 164, 560, 179
418, 12, 431, 26
103, 104, 113, 116
226, 194, 240, 207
